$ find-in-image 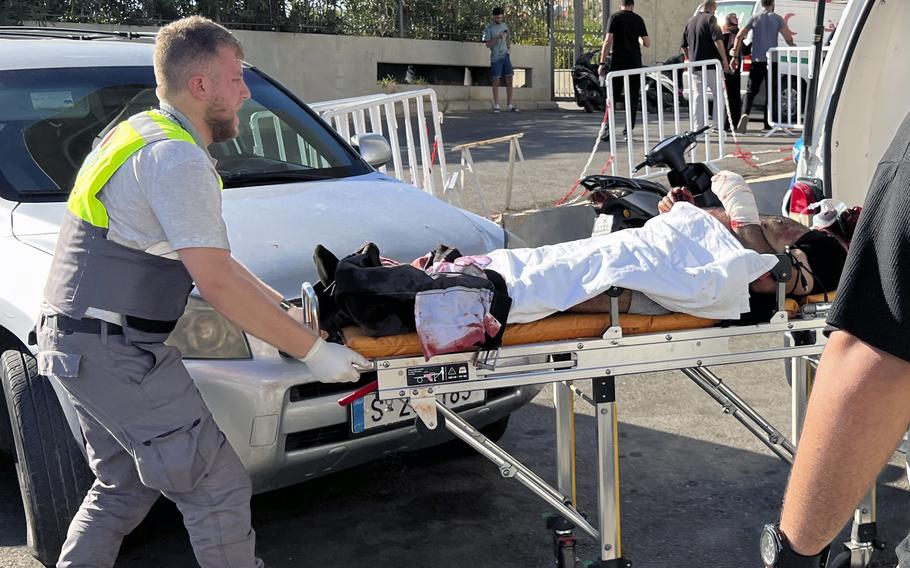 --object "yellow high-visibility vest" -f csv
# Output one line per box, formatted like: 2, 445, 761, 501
68, 110, 222, 228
